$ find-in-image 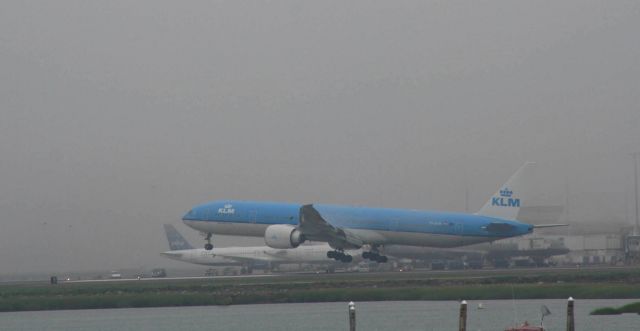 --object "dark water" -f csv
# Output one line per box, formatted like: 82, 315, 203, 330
0, 299, 637, 330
